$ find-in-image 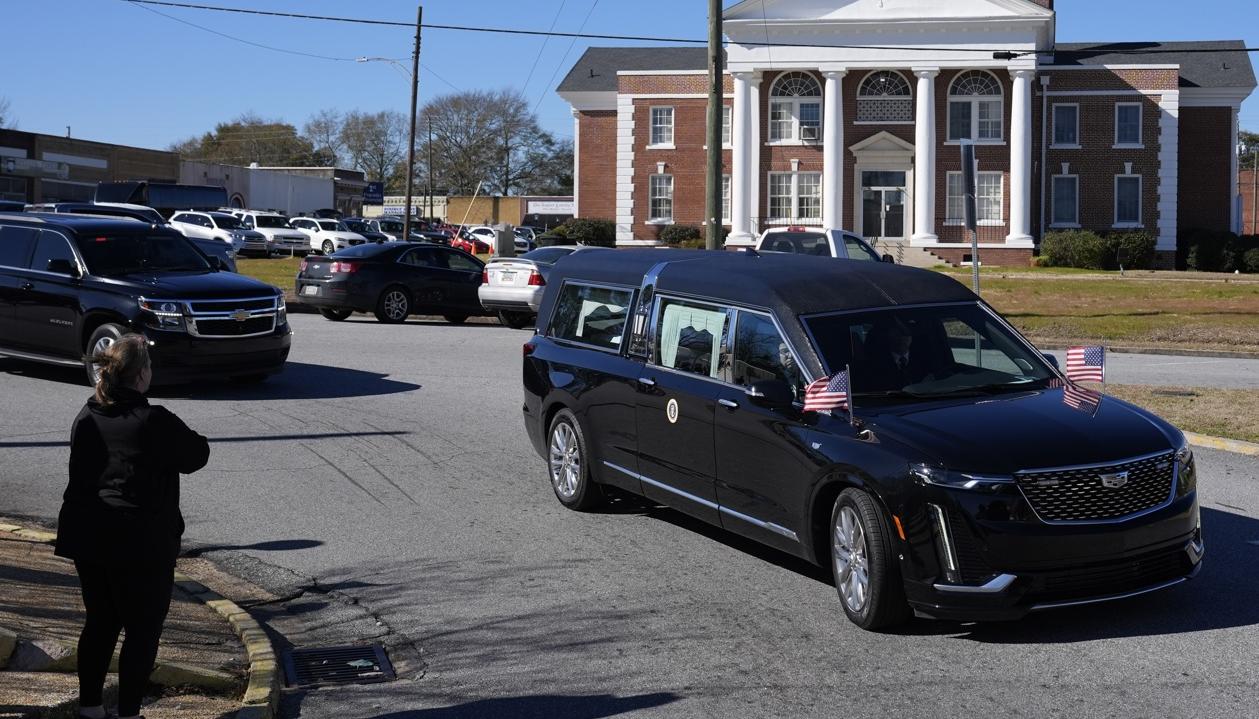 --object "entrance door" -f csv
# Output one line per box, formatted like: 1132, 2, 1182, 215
860, 171, 907, 241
